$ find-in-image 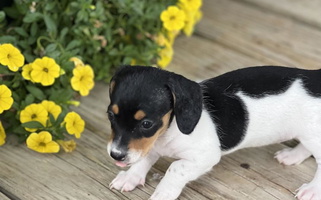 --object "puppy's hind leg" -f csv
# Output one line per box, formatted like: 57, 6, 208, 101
274, 143, 312, 165
295, 139, 321, 200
